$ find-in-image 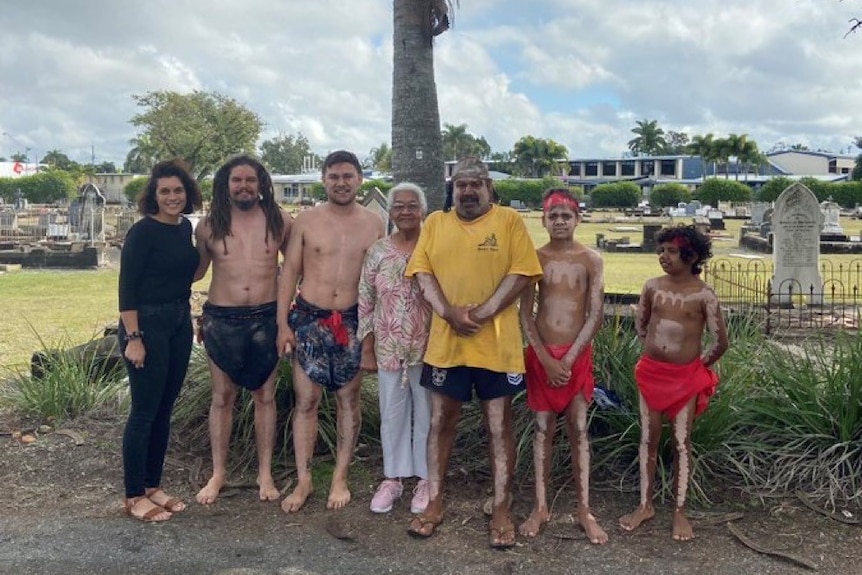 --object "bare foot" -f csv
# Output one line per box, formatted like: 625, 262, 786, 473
257, 476, 280, 502
326, 478, 351, 510
672, 508, 695, 541
195, 476, 226, 505
619, 504, 655, 531
579, 510, 609, 544
281, 477, 313, 513
518, 506, 550, 538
